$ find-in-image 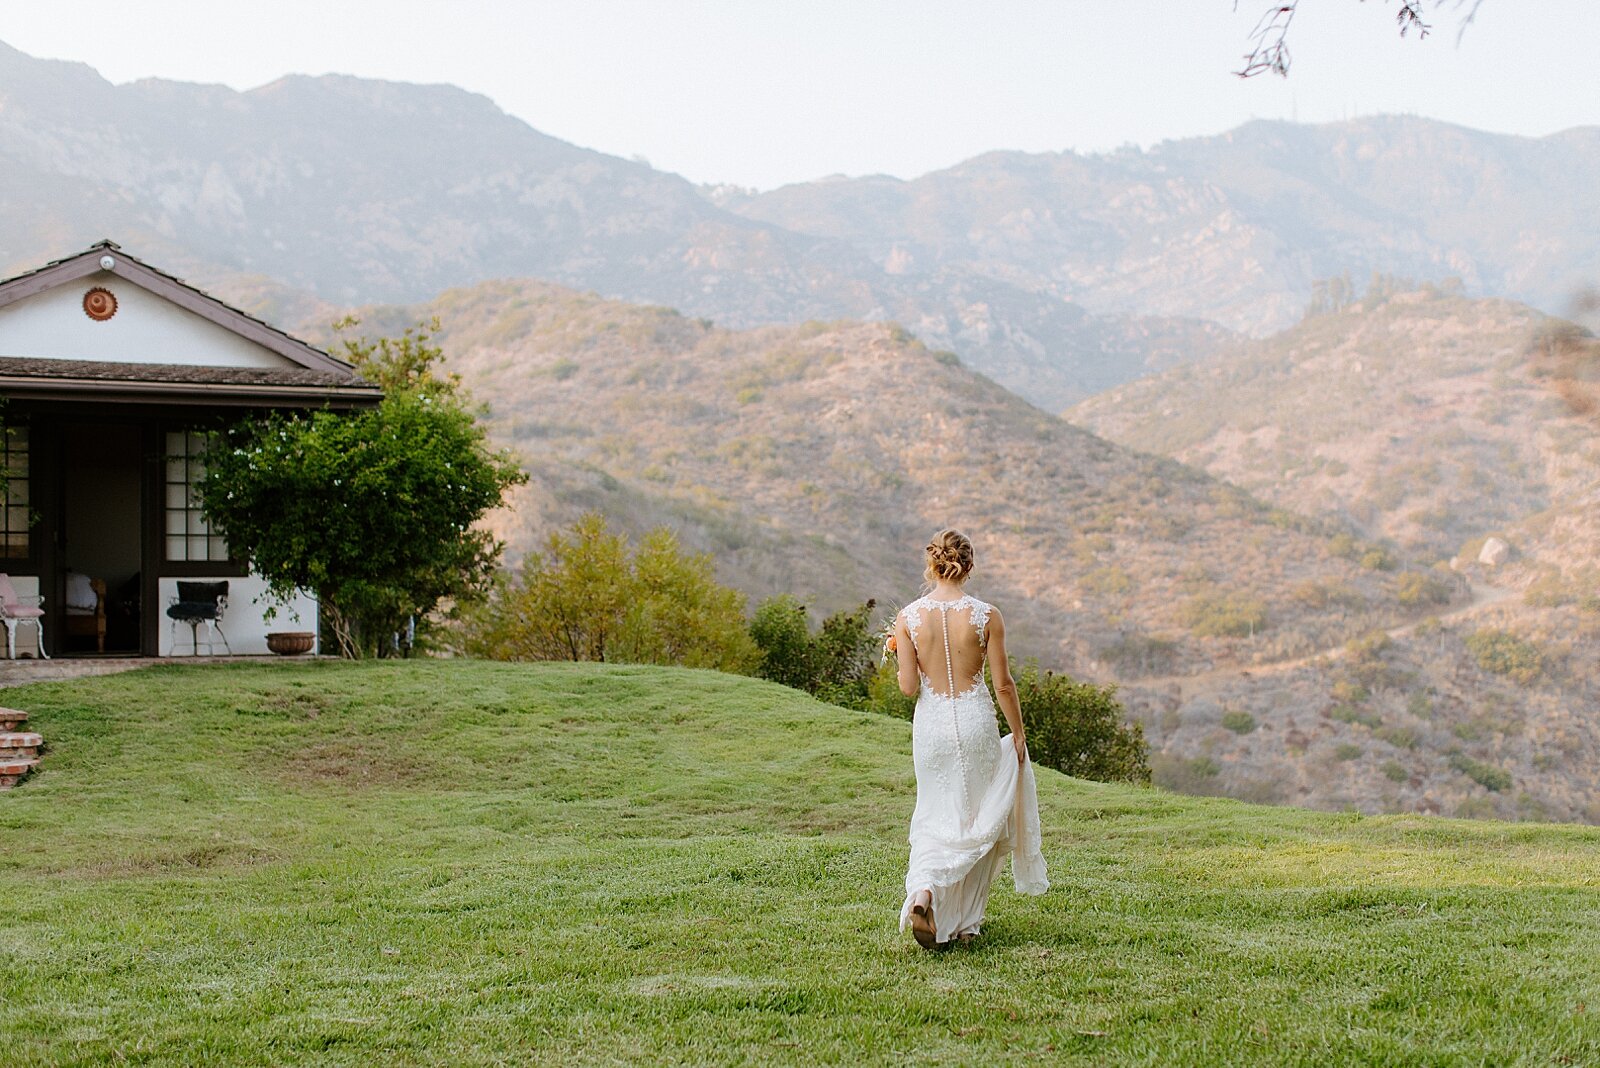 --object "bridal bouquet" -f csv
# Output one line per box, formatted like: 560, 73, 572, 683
878, 617, 899, 665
